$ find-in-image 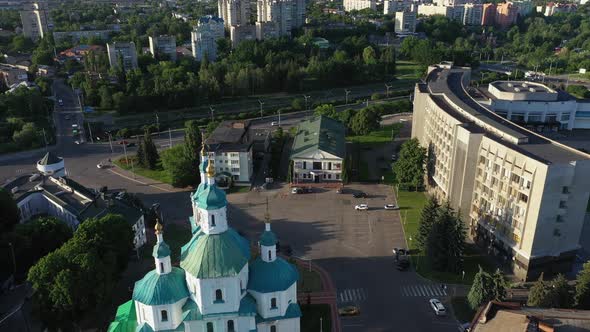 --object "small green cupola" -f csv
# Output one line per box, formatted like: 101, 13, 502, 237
152, 219, 172, 274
